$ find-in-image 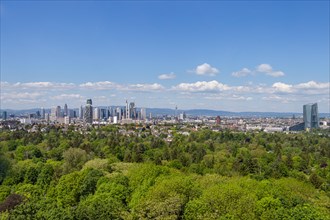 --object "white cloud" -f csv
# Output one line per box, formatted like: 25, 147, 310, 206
295, 81, 329, 89
232, 68, 252, 77
79, 81, 118, 90
272, 82, 293, 93
193, 63, 219, 76
267, 71, 285, 77
158, 72, 176, 80
262, 95, 296, 103
124, 83, 165, 91
256, 64, 285, 77
52, 94, 84, 100
232, 64, 284, 78
173, 80, 230, 92
256, 64, 273, 73
1, 92, 43, 99
270, 81, 330, 94
1, 80, 328, 112
79, 81, 164, 92
204, 93, 253, 101
0, 81, 10, 88
16, 82, 75, 90
234, 86, 252, 93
